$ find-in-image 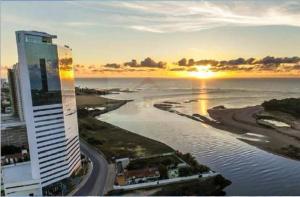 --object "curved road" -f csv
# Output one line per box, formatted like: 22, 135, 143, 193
74, 141, 108, 196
